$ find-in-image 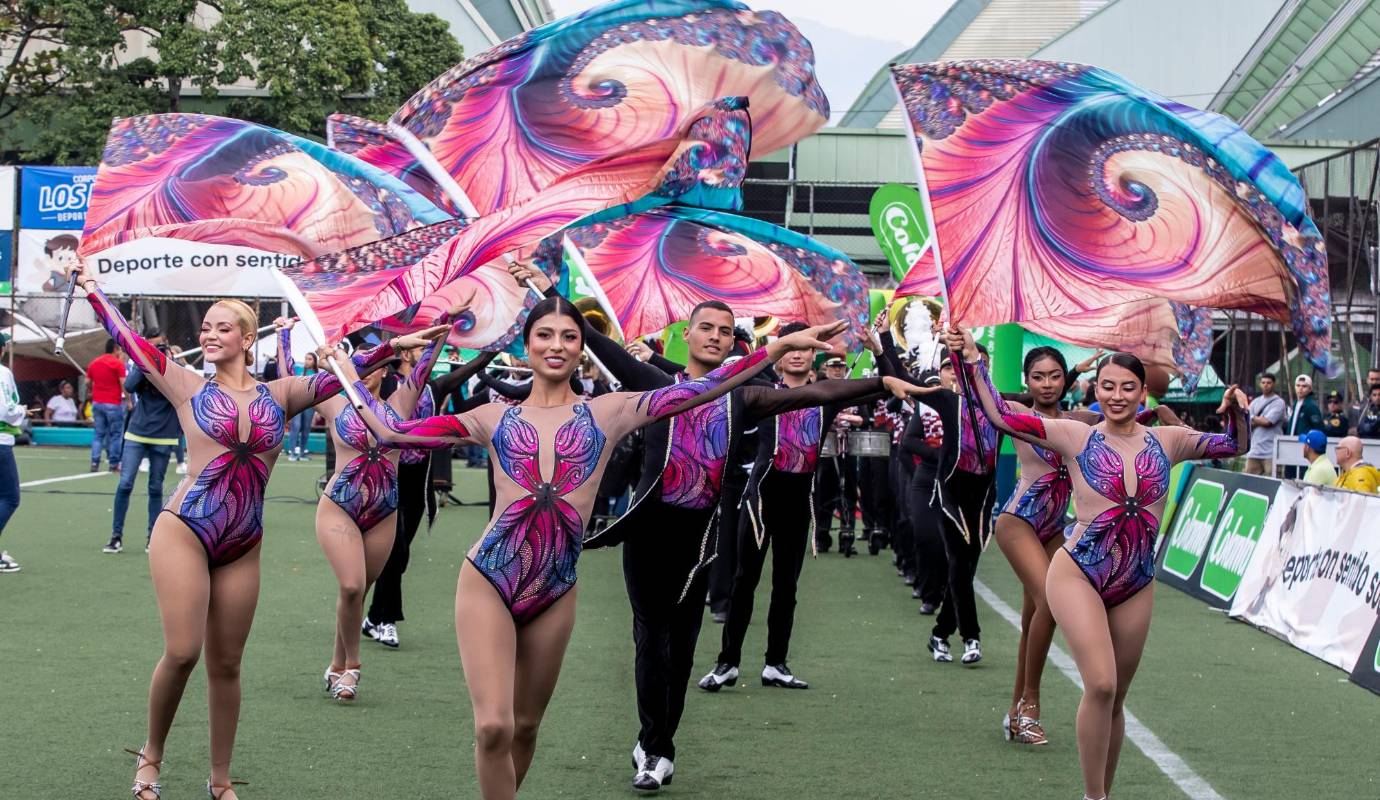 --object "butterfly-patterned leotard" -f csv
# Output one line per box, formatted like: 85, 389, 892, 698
961, 360, 1248, 607
87, 288, 384, 566
352, 350, 772, 625
279, 329, 443, 532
